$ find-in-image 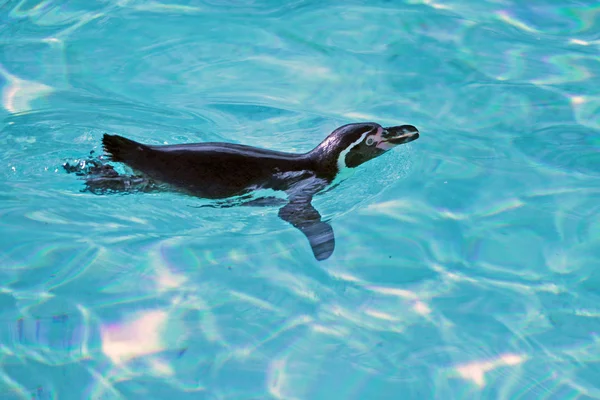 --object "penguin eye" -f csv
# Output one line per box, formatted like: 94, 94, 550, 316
365, 137, 375, 146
